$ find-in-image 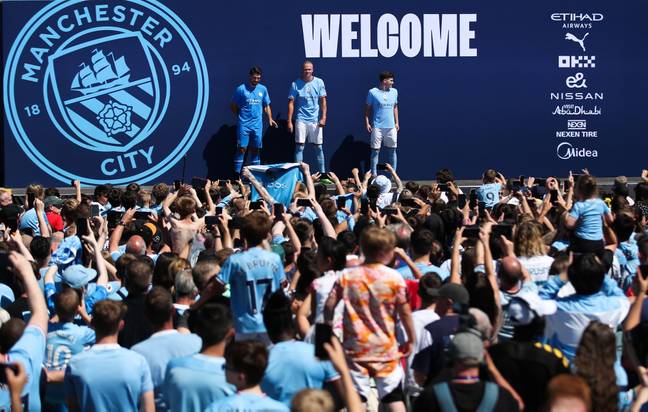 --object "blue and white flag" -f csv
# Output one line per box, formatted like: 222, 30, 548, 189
248, 163, 303, 207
